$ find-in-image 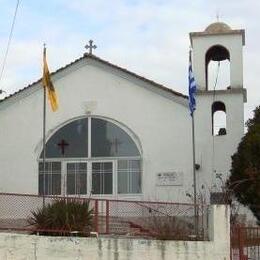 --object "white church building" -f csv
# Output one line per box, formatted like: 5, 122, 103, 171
0, 22, 246, 203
